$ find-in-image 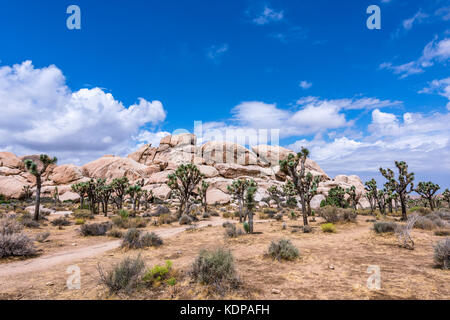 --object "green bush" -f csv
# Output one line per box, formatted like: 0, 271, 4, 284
98, 255, 146, 294
373, 221, 397, 234
191, 248, 239, 290
243, 222, 250, 233
143, 260, 175, 286
321, 223, 336, 233
268, 239, 299, 261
